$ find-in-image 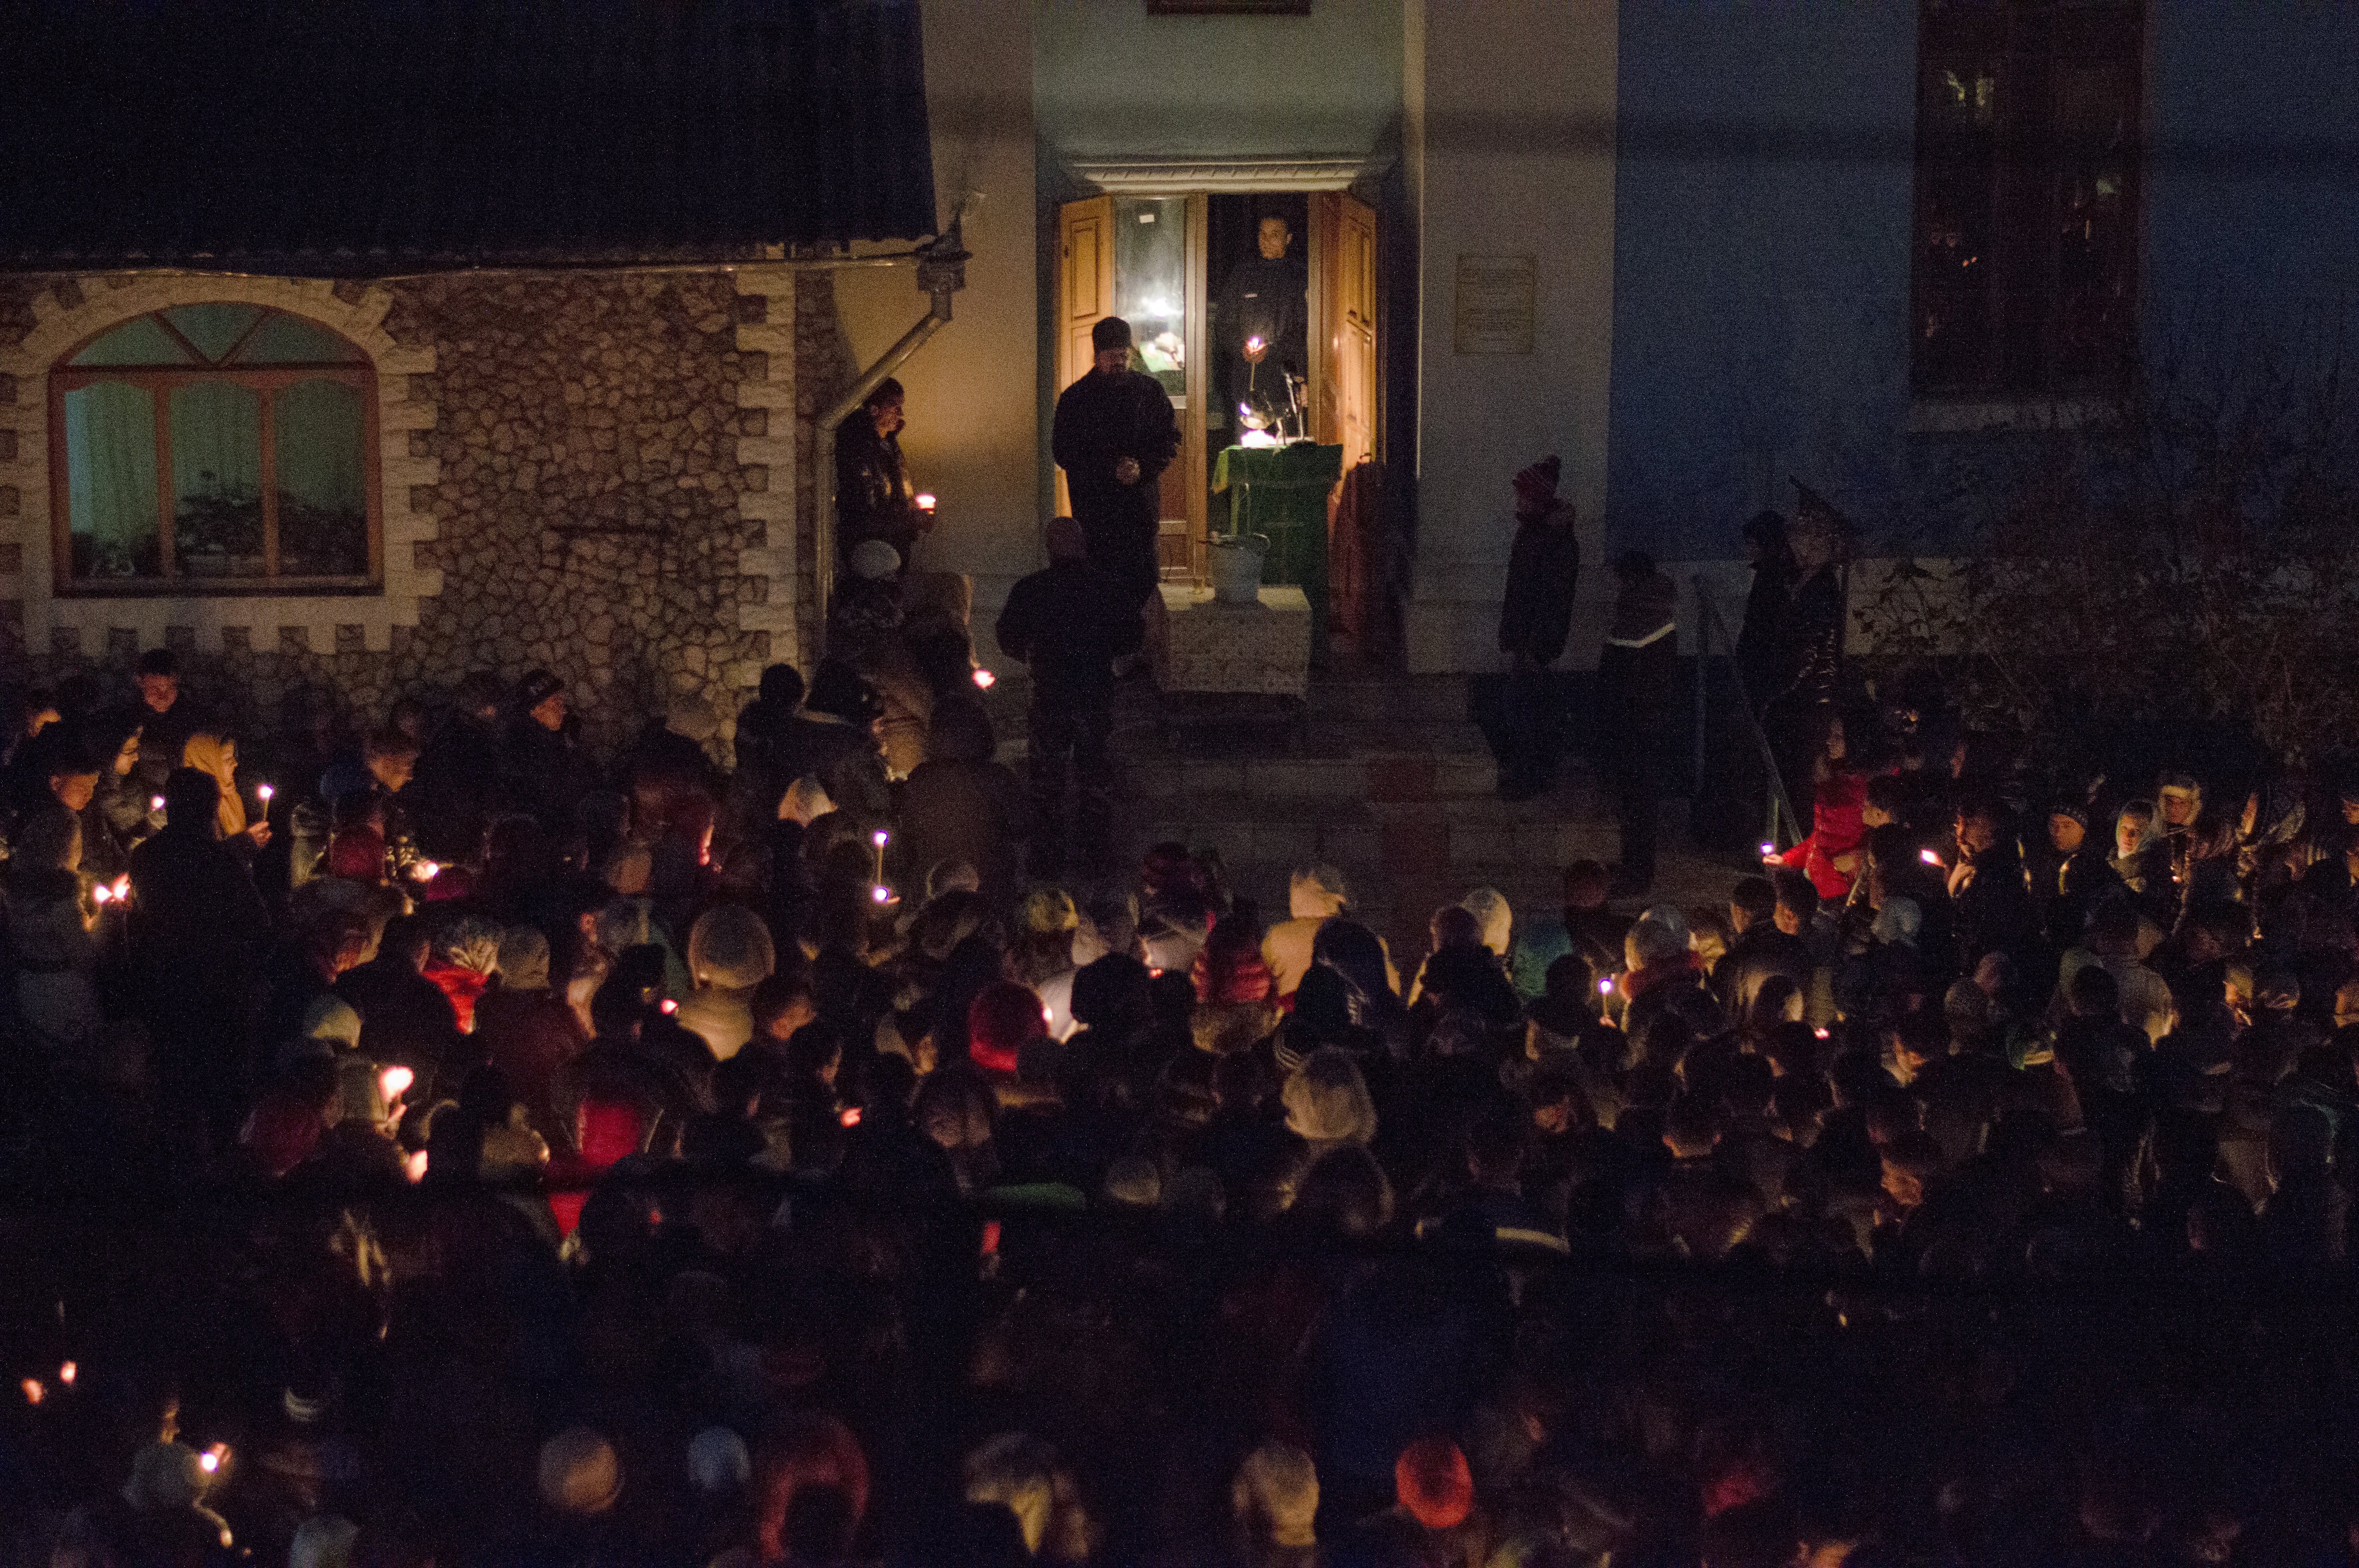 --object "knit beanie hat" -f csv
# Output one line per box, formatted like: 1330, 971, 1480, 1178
516, 670, 564, 711
539, 1426, 623, 1516
689, 1426, 753, 1496
1512, 455, 1561, 512
1395, 1437, 1474, 1530
969, 981, 1048, 1076
850, 539, 902, 581
325, 828, 385, 881
1234, 1442, 1319, 1550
